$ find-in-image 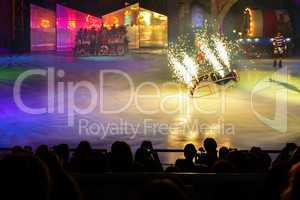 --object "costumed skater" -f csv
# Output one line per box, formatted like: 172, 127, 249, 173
272, 32, 287, 68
